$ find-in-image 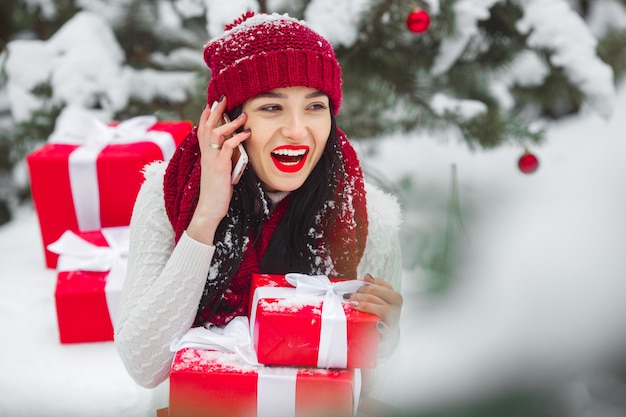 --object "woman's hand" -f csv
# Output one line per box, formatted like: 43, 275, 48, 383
347, 274, 403, 330
186, 97, 251, 245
